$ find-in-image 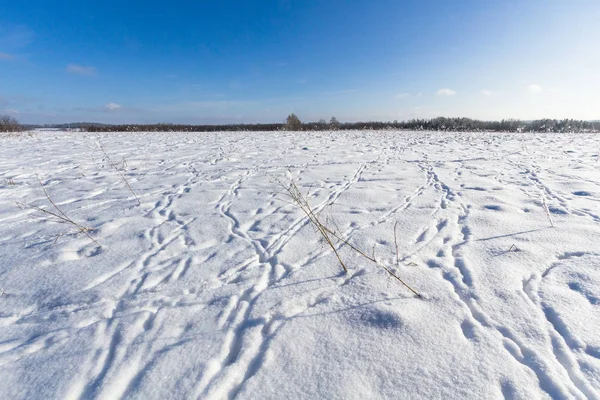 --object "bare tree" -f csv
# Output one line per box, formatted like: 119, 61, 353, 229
0, 115, 24, 132
329, 116, 340, 130
285, 113, 302, 131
